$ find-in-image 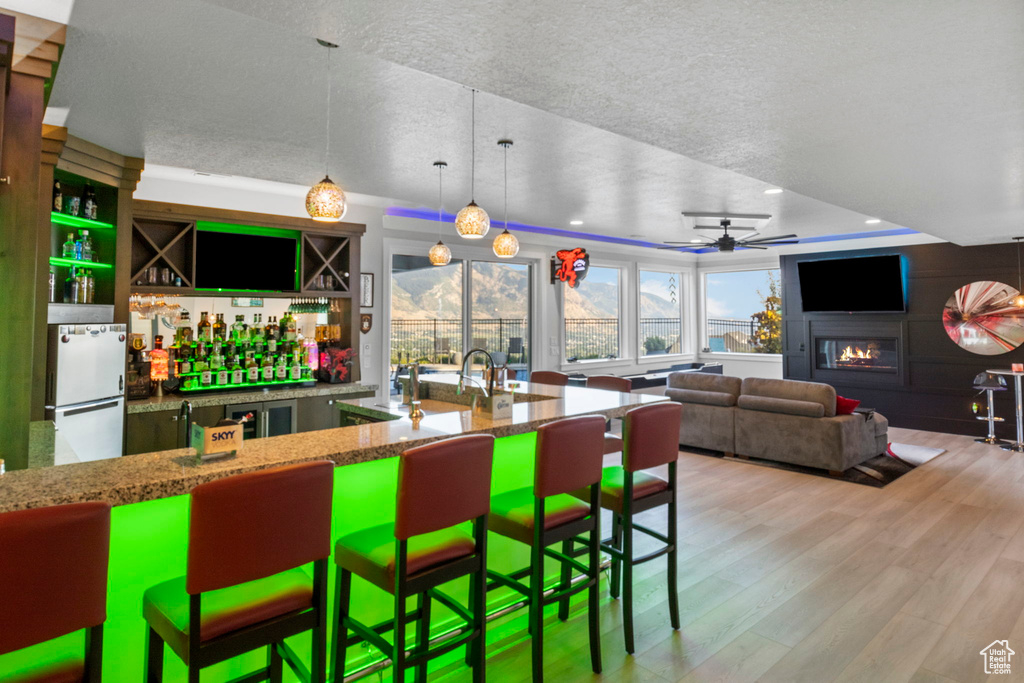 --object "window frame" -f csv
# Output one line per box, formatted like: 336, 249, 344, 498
636, 266, 690, 362
560, 262, 627, 367
699, 264, 783, 357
